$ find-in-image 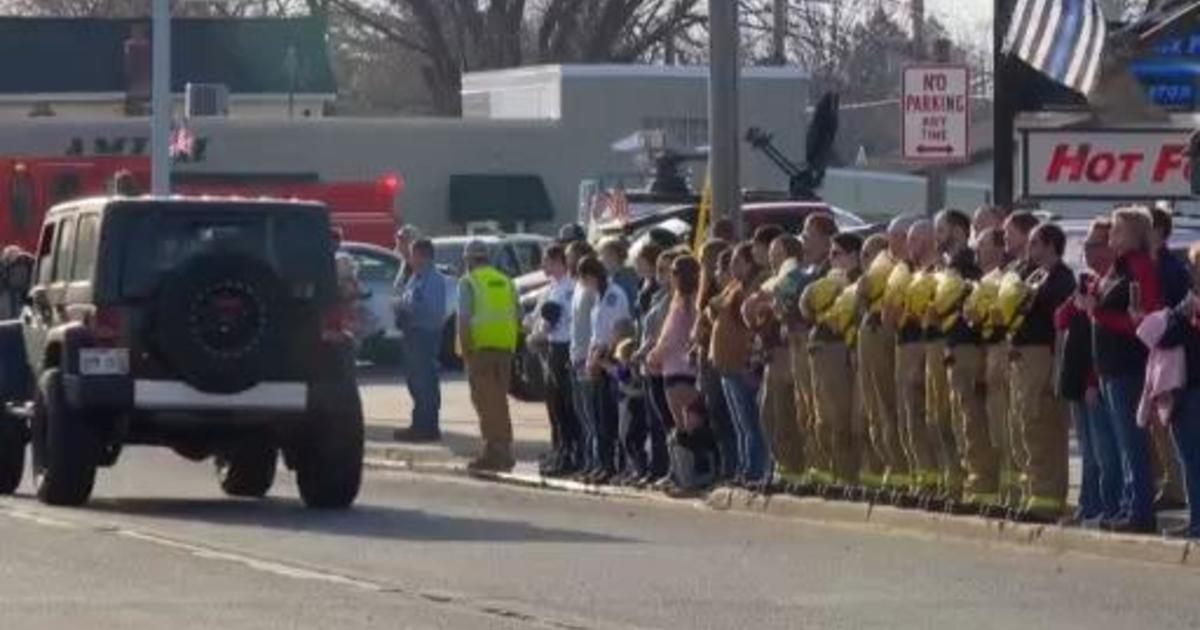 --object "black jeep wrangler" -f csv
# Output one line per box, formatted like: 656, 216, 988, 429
0, 197, 364, 508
